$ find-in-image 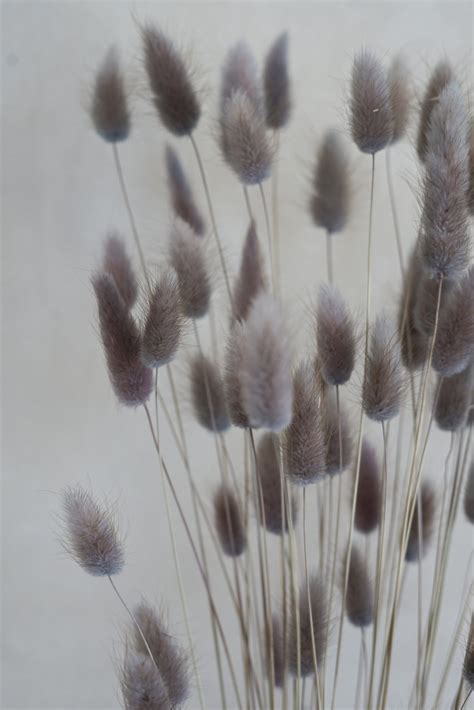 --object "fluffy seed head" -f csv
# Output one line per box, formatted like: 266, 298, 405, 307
464, 462, 474, 524
310, 130, 351, 234
263, 32, 291, 130
288, 576, 328, 676
91, 46, 130, 143
224, 323, 249, 428
214, 485, 246, 556
102, 233, 138, 310
345, 545, 374, 627
256, 432, 298, 533
323, 390, 353, 476
363, 315, 403, 421
284, 362, 326, 486
60, 485, 124, 577
405, 481, 436, 562
463, 614, 474, 689
417, 61, 453, 162
239, 293, 293, 431
432, 266, 474, 377
349, 49, 393, 154
434, 366, 472, 431
232, 220, 267, 323
121, 651, 168, 710
316, 284, 356, 385
220, 41, 262, 112
189, 353, 230, 433
141, 271, 183, 369
388, 54, 411, 144
419, 82, 470, 281
142, 25, 200, 136
413, 273, 451, 337
165, 144, 205, 236
354, 439, 381, 534
169, 218, 211, 319
399, 250, 429, 370
92, 273, 153, 406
